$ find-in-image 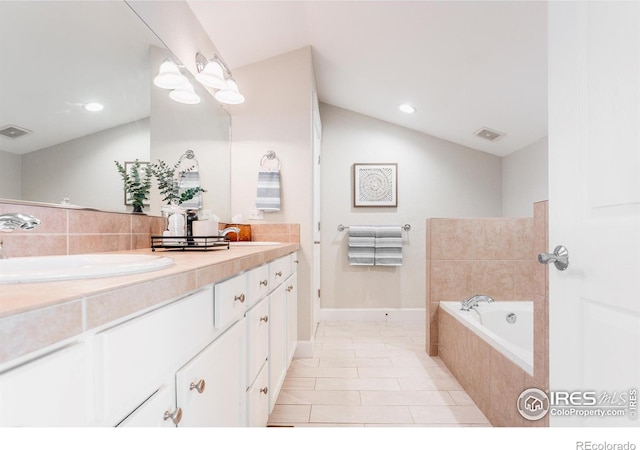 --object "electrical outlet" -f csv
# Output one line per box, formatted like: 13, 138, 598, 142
248, 210, 264, 220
